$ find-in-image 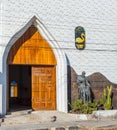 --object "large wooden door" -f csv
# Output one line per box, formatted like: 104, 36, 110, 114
32, 66, 56, 110
7, 26, 57, 111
